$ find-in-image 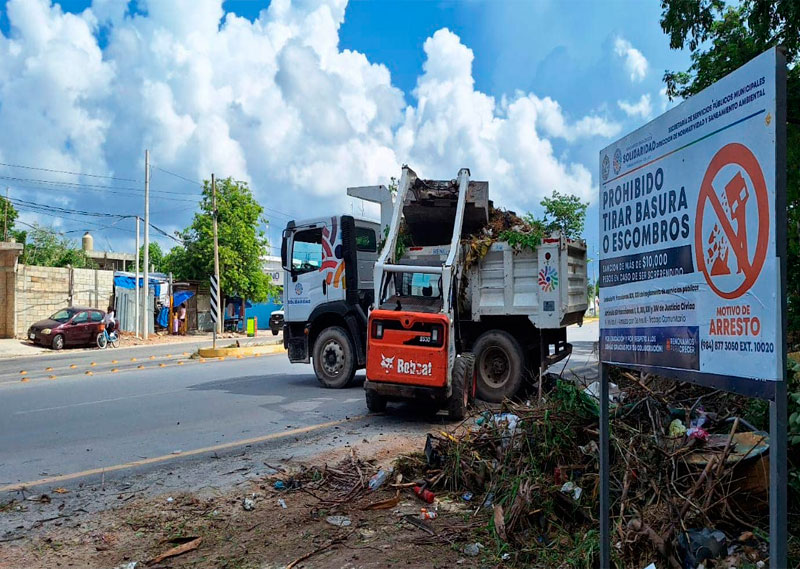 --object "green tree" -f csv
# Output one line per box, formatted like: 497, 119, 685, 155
660, 0, 800, 339
0, 195, 18, 240
138, 242, 165, 272
21, 225, 94, 268
539, 190, 589, 239
174, 177, 277, 303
